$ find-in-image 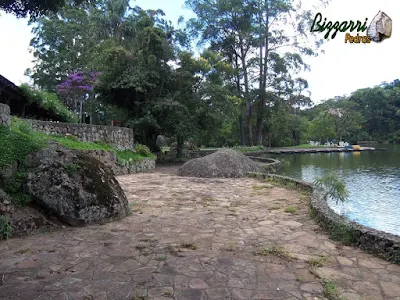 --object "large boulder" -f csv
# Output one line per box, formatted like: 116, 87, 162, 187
177, 148, 264, 178
24, 143, 130, 226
